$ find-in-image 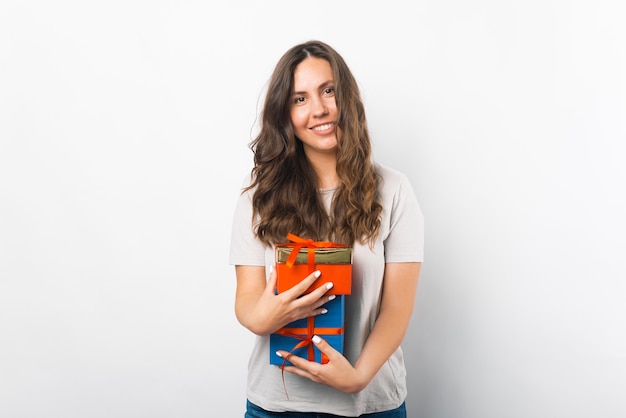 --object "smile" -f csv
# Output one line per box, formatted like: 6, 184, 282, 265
312, 123, 334, 131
